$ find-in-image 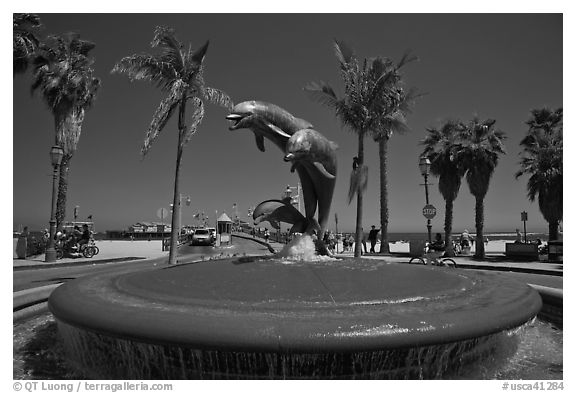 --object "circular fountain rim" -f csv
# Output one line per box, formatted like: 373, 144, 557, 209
48, 258, 542, 353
